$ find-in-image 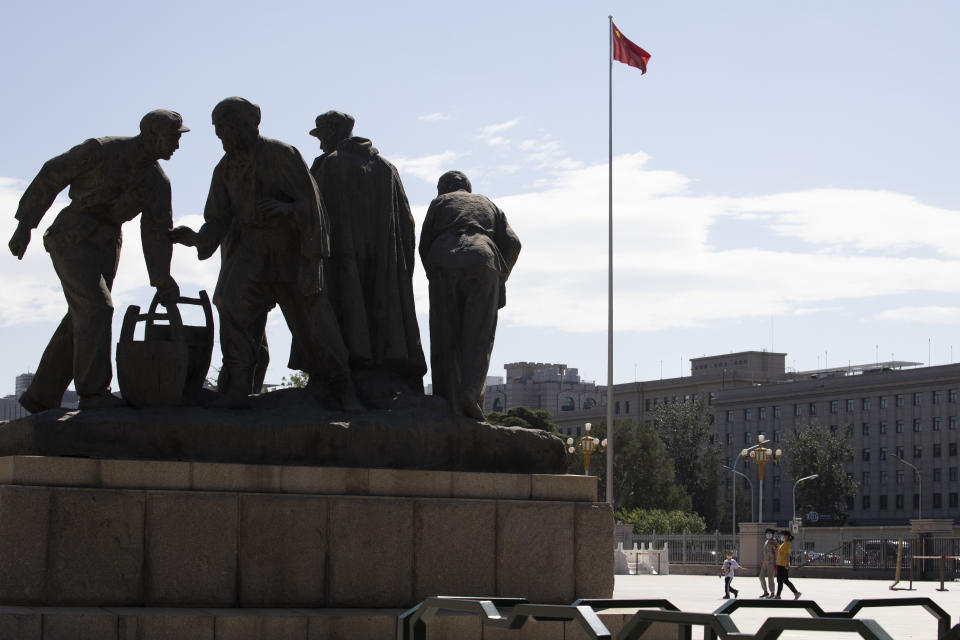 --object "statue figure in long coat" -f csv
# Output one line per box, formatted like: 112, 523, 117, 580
309, 111, 426, 402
